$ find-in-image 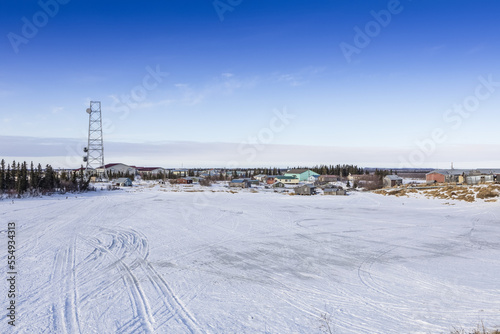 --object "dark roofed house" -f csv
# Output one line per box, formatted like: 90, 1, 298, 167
318, 175, 340, 183
324, 187, 346, 196
294, 184, 316, 196
229, 179, 251, 188
383, 175, 403, 188
243, 178, 259, 186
